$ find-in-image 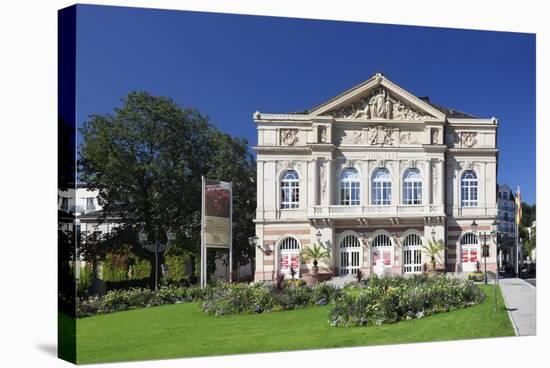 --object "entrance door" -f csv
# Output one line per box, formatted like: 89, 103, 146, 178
339, 234, 361, 275
403, 233, 423, 273
372, 233, 393, 275
460, 233, 480, 272
279, 237, 300, 278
